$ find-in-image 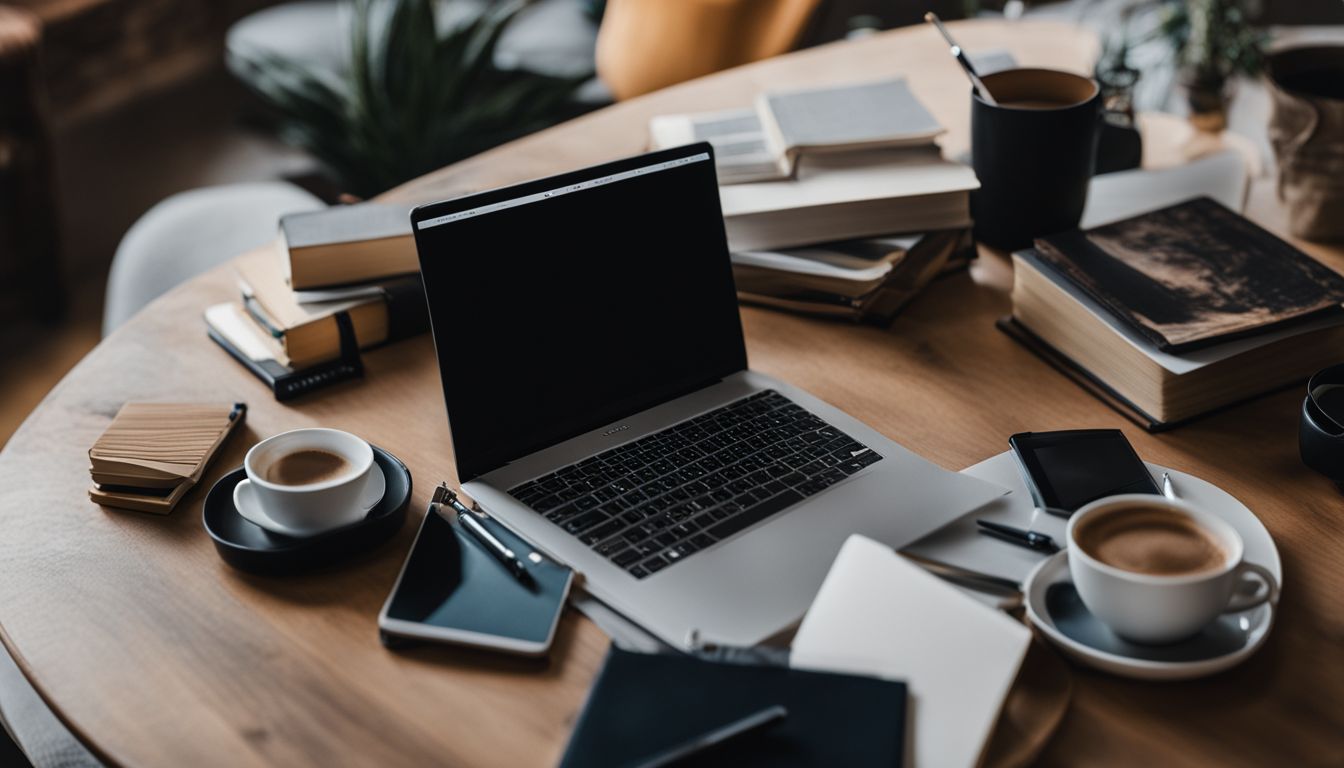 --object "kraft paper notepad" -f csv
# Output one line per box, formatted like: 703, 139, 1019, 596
89, 402, 245, 514
791, 534, 1031, 768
